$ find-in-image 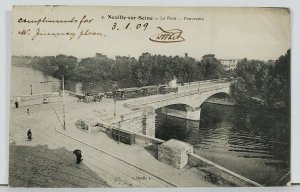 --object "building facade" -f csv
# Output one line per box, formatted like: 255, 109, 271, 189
219, 59, 241, 70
